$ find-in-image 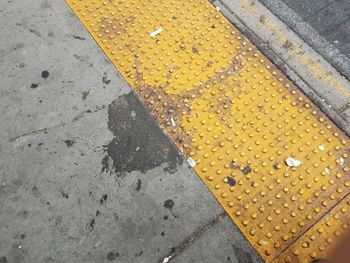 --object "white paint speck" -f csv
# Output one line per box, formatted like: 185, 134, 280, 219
162, 256, 171, 263
187, 158, 196, 168
340, 157, 345, 166
170, 118, 176, 127
318, 145, 325, 151
215, 6, 221, 12
150, 27, 163, 37
131, 111, 136, 118
285, 157, 301, 167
